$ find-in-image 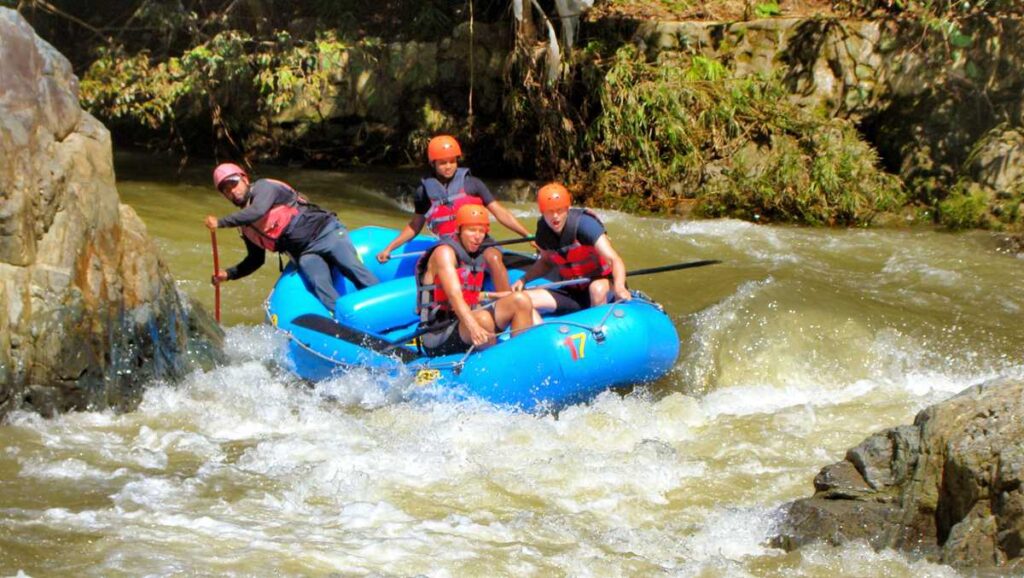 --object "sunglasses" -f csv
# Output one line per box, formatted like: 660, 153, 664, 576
218, 176, 242, 193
